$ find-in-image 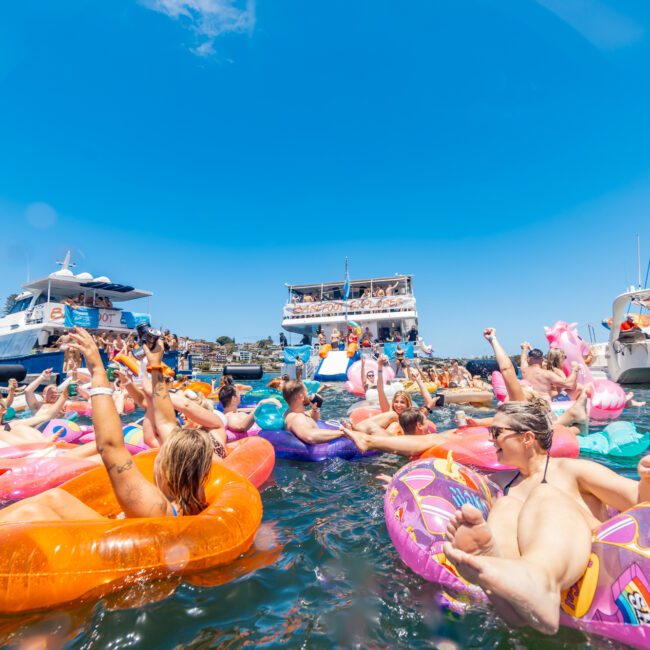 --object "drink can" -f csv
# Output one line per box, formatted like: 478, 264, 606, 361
106, 366, 116, 382
68, 382, 78, 397
456, 410, 467, 428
